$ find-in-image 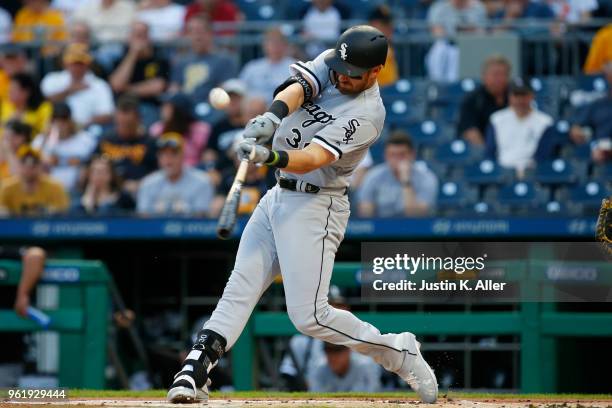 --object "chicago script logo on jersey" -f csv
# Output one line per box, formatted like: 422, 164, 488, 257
339, 43, 348, 60
342, 119, 360, 144
300, 101, 336, 127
